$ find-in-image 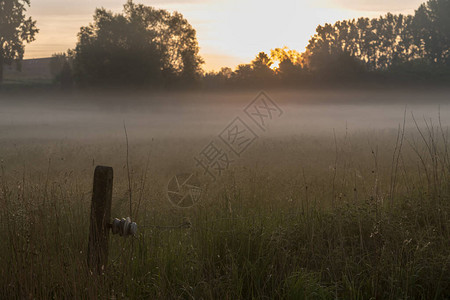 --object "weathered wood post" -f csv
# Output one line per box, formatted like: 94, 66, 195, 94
87, 166, 113, 274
